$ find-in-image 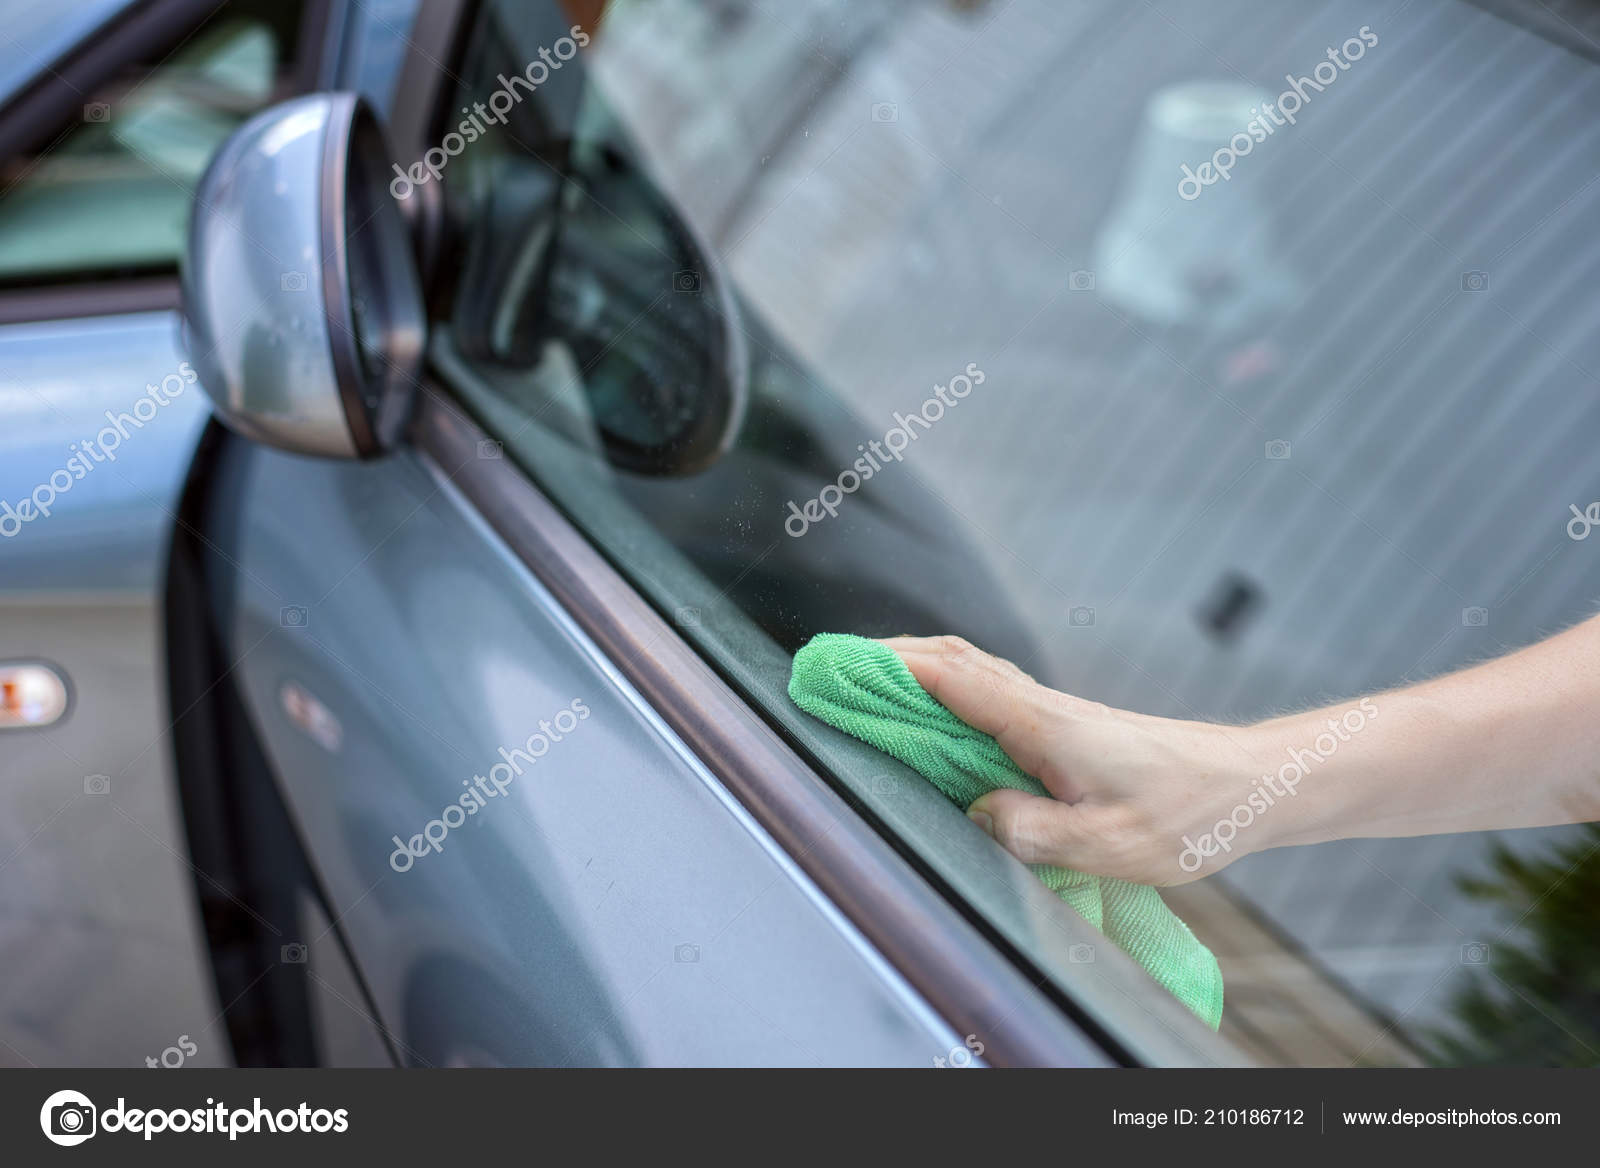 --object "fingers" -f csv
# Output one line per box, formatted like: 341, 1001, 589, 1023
879, 635, 1062, 780
886, 635, 1037, 683
967, 788, 1095, 869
